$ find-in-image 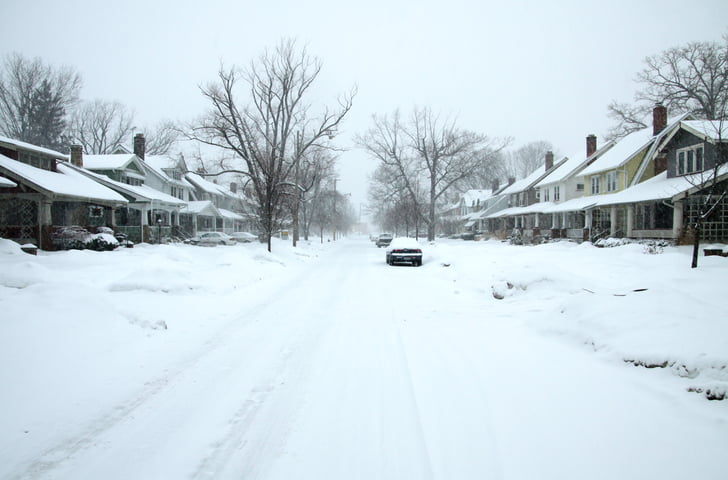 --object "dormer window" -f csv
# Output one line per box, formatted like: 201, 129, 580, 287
677, 144, 704, 175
